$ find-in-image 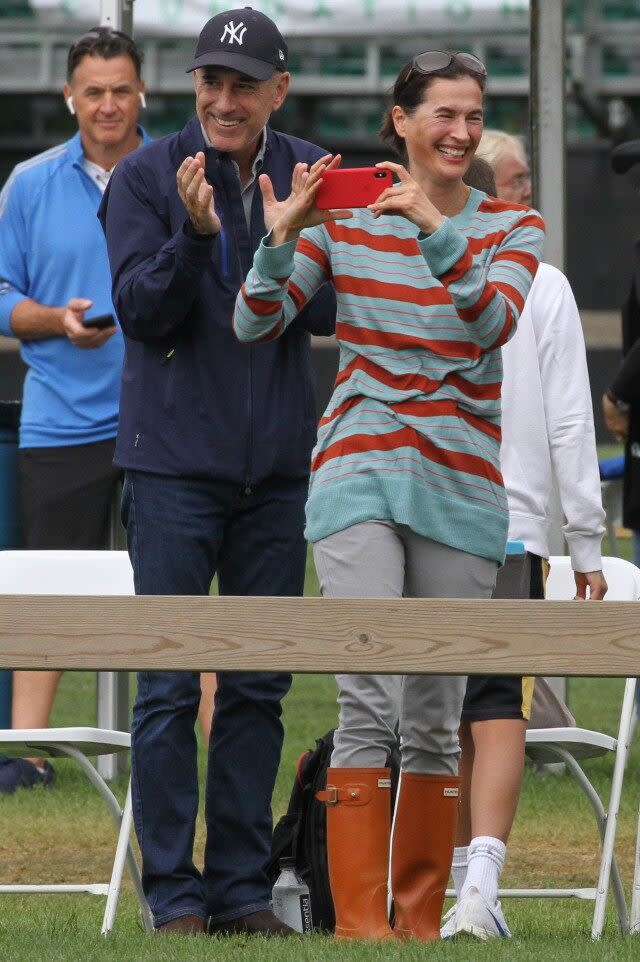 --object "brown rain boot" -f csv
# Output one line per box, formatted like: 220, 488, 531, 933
391, 772, 461, 941
317, 767, 394, 940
